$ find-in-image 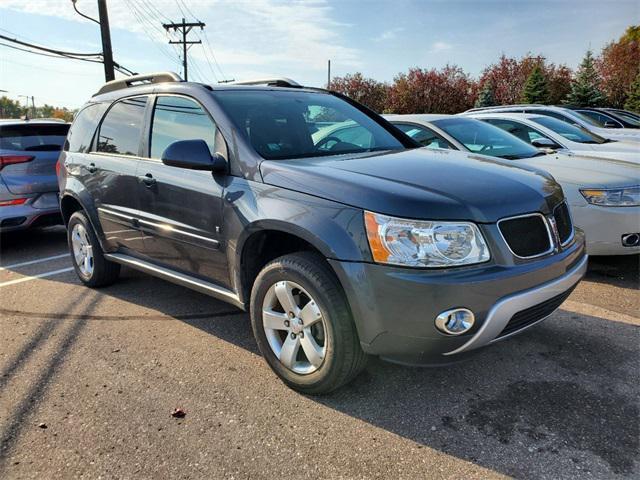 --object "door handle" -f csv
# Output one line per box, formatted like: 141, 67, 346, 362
140, 173, 156, 187
87, 163, 97, 173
